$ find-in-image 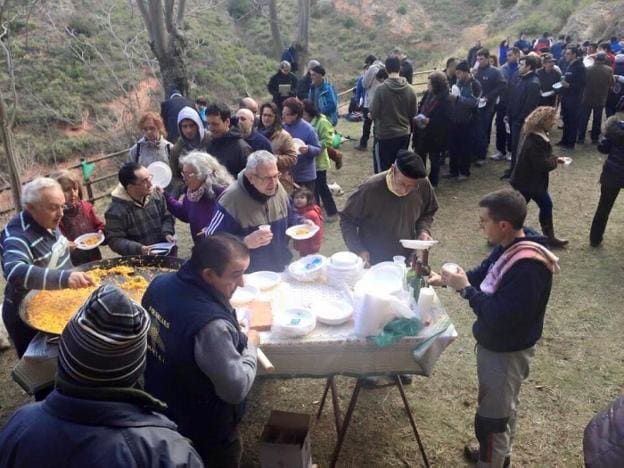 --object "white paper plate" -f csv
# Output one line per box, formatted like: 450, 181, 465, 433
561, 156, 573, 167
356, 263, 404, 296
311, 299, 353, 326
245, 271, 281, 290
400, 239, 439, 250
478, 98, 487, 108
148, 161, 172, 188
231, 285, 259, 307
330, 251, 360, 269
286, 223, 319, 240
541, 90, 555, 97
272, 308, 316, 337
74, 232, 104, 250
147, 242, 175, 256
292, 138, 305, 154
552, 81, 563, 90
